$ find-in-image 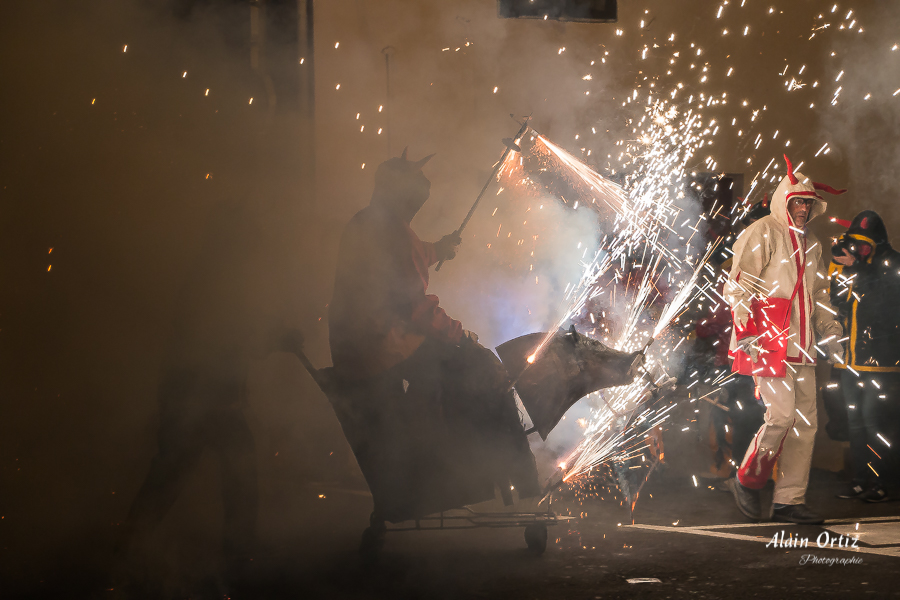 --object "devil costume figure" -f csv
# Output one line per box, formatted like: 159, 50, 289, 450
330, 149, 466, 379
329, 150, 540, 523
830, 211, 900, 501
724, 155, 845, 524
